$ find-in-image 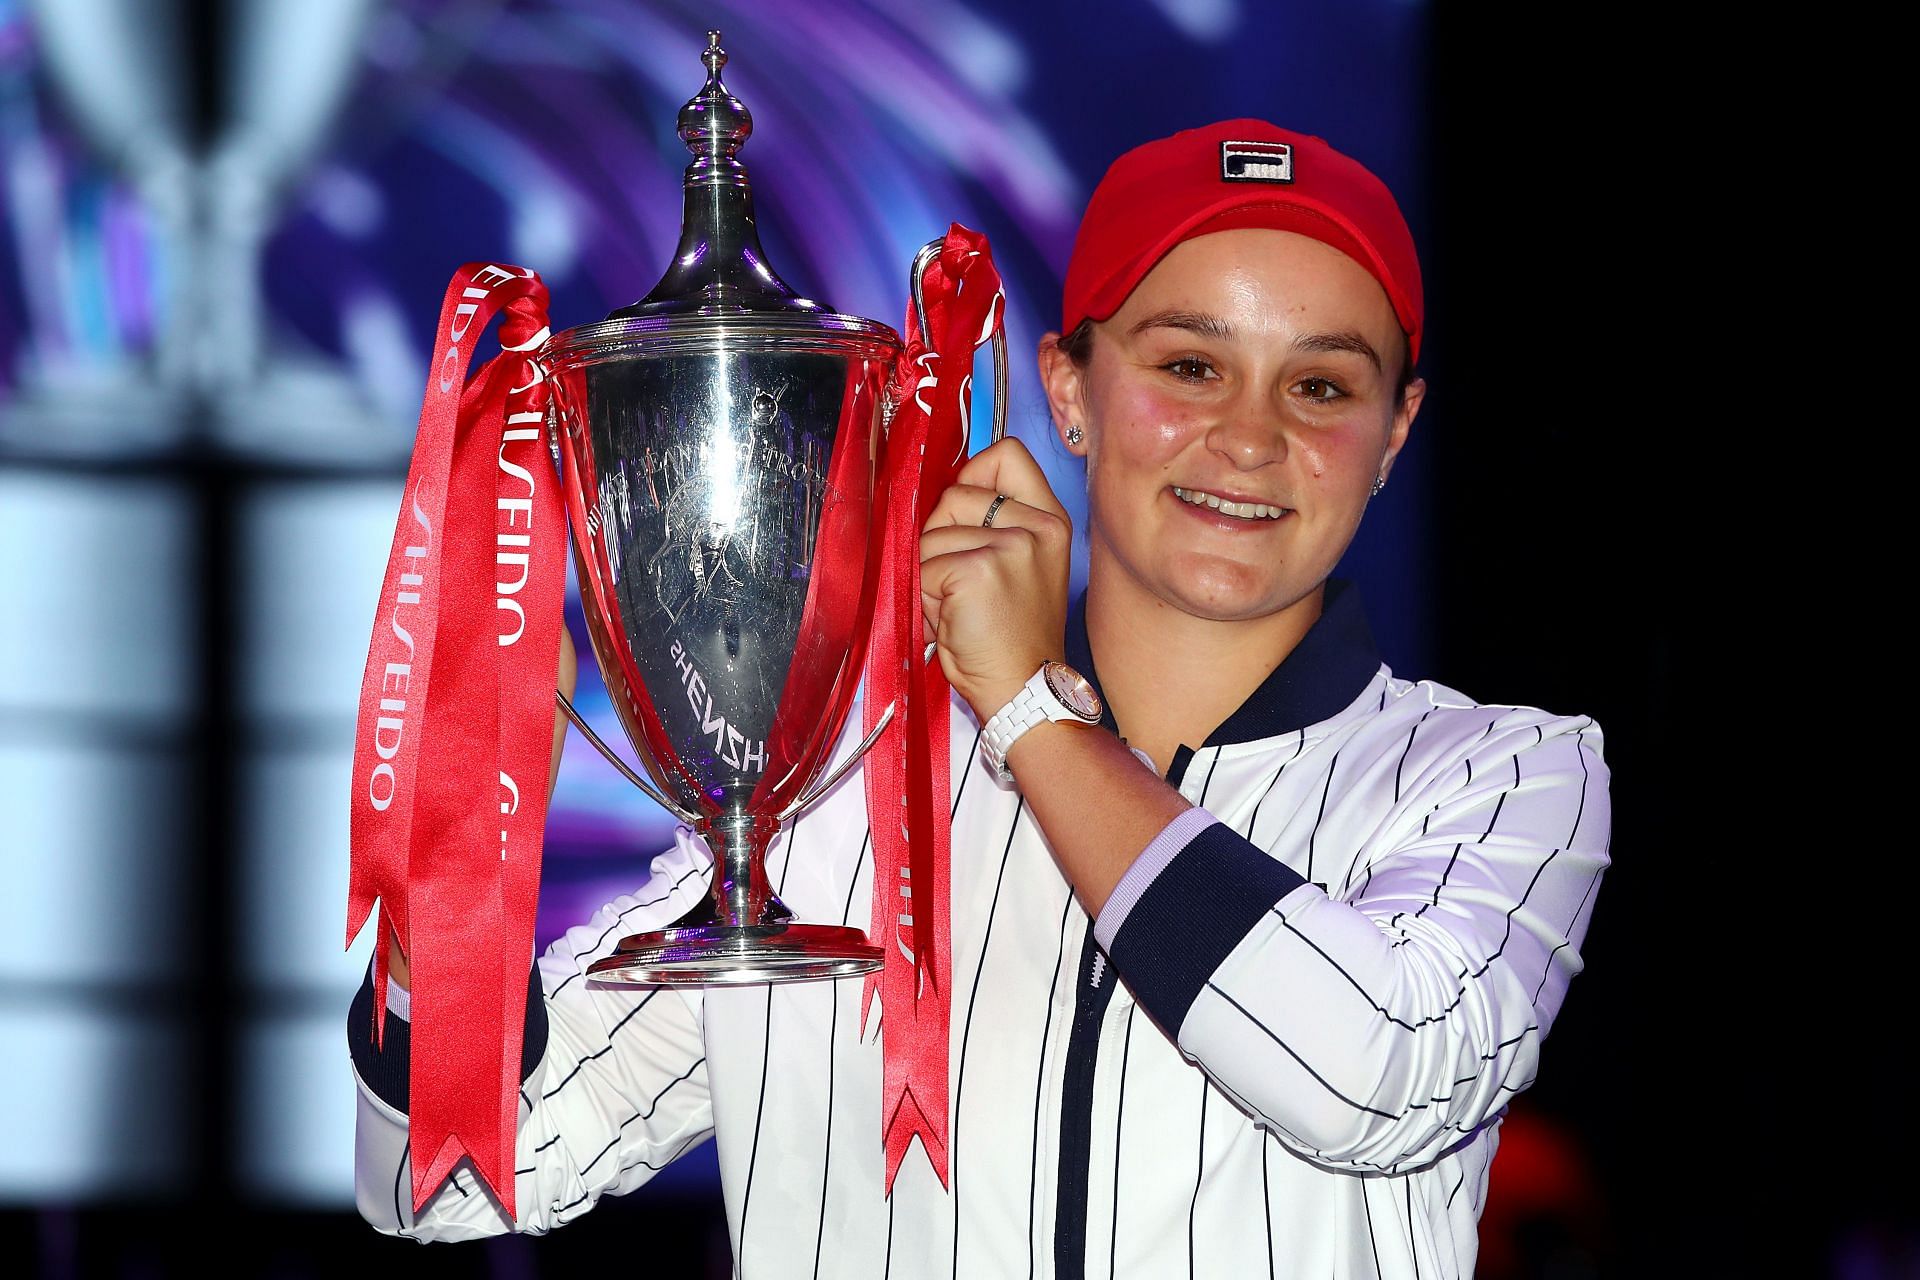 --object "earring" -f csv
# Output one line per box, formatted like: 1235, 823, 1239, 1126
1370, 474, 1386, 496
1066, 424, 1084, 447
